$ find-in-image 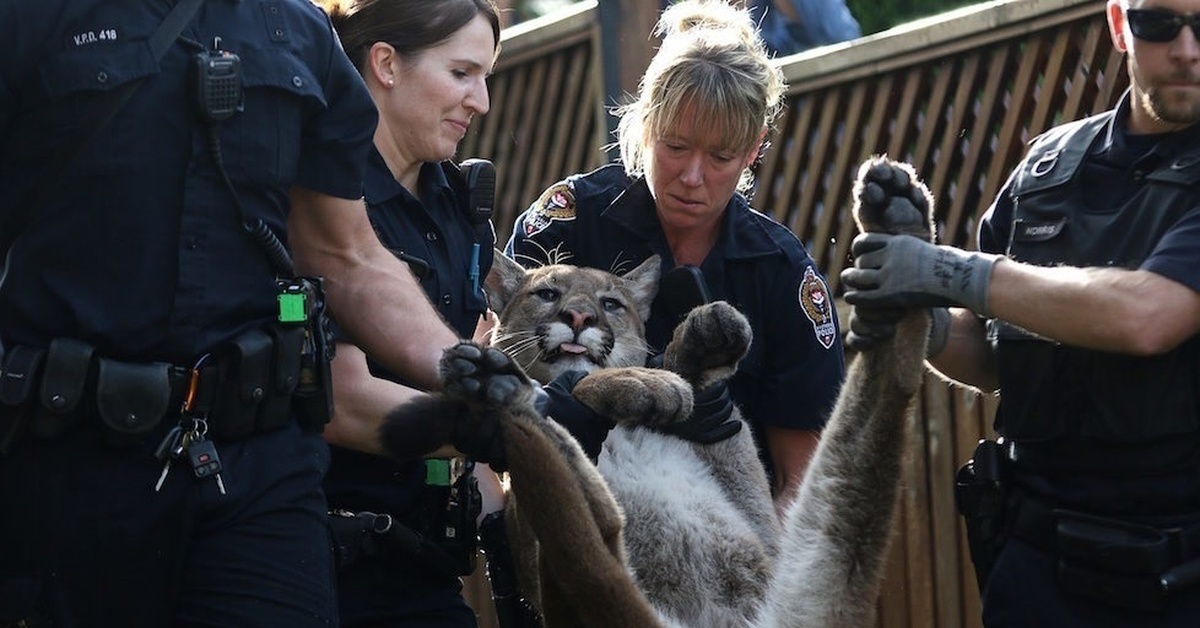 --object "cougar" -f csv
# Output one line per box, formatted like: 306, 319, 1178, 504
380, 156, 935, 627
